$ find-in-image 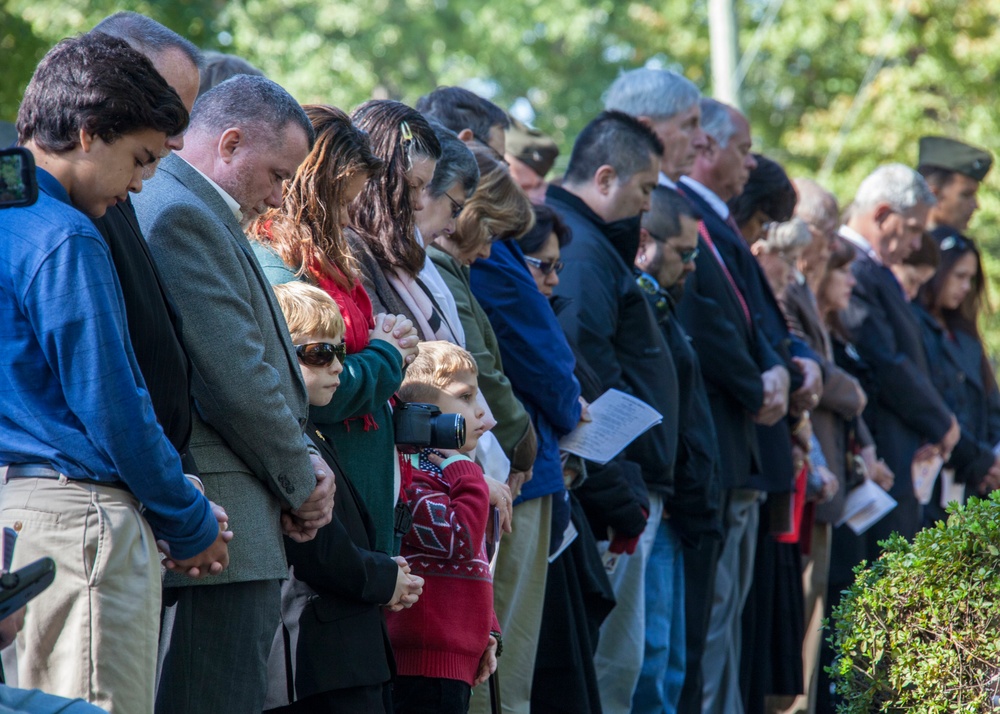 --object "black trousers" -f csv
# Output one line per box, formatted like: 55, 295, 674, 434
677, 534, 722, 714
155, 580, 281, 714
393, 676, 471, 714
270, 685, 392, 714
